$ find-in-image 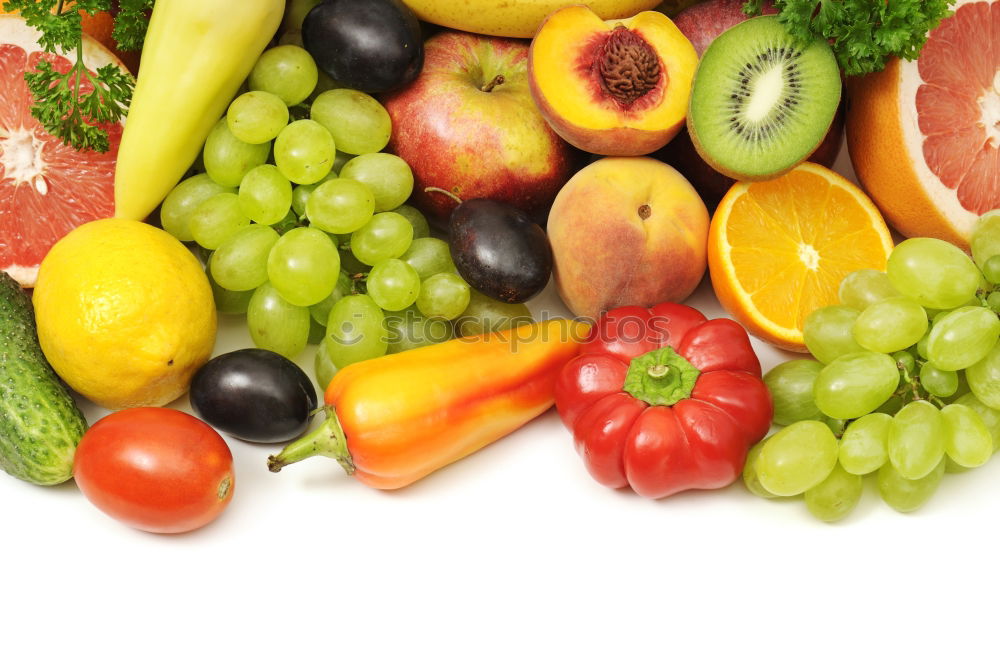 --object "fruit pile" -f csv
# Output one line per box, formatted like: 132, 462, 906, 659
0, 0, 995, 536
158, 41, 540, 389
749, 213, 1000, 520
